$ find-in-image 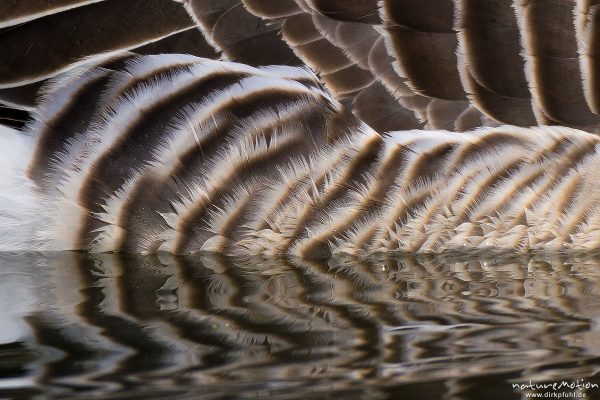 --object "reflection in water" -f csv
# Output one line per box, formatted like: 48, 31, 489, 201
1, 252, 600, 399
